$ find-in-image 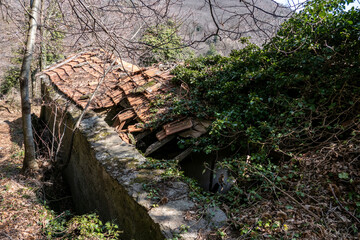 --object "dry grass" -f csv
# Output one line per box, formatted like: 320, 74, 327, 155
222, 133, 360, 239
0, 99, 50, 240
